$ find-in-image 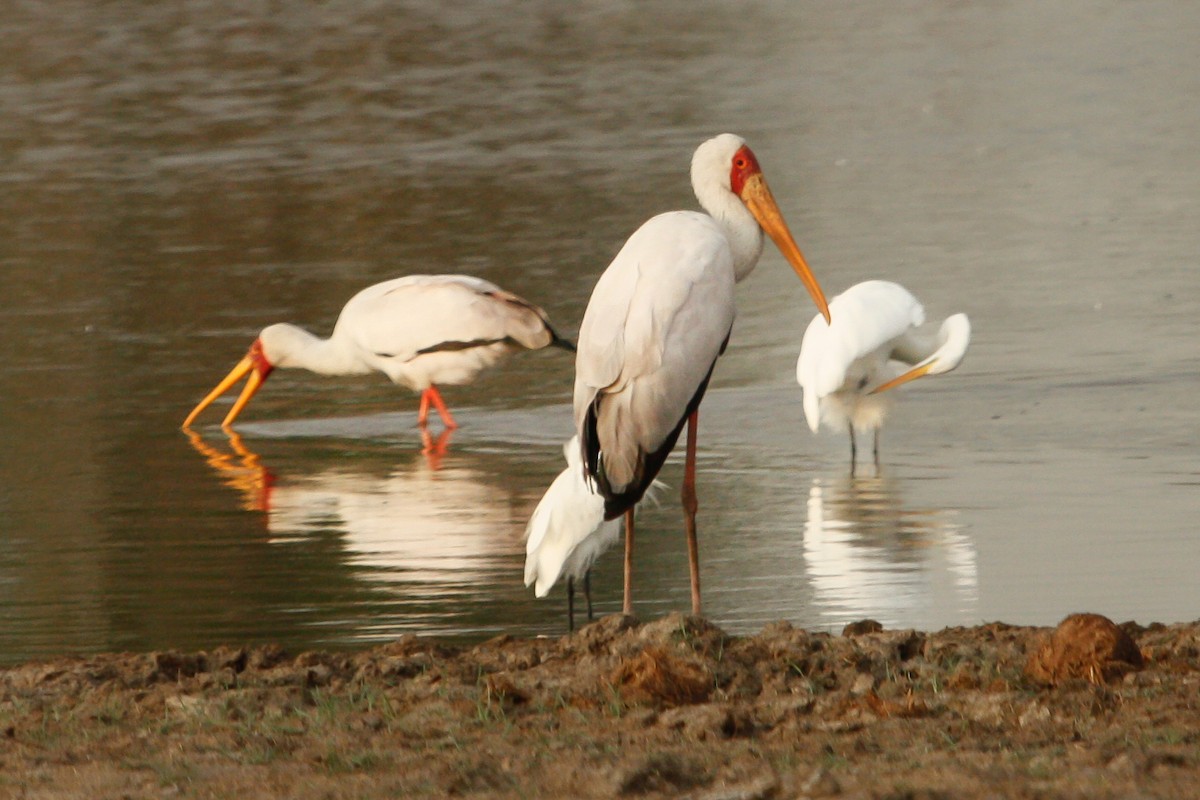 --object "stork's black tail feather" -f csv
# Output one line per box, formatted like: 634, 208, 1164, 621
549, 329, 577, 352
